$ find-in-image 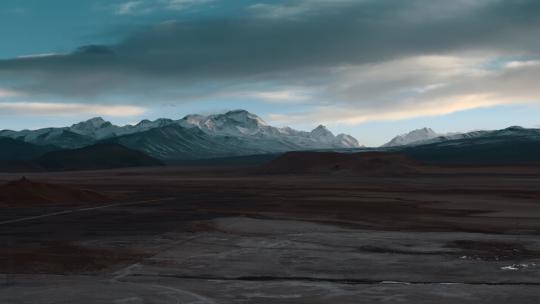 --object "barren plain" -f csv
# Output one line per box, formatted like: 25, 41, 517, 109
1, 165, 540, 303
